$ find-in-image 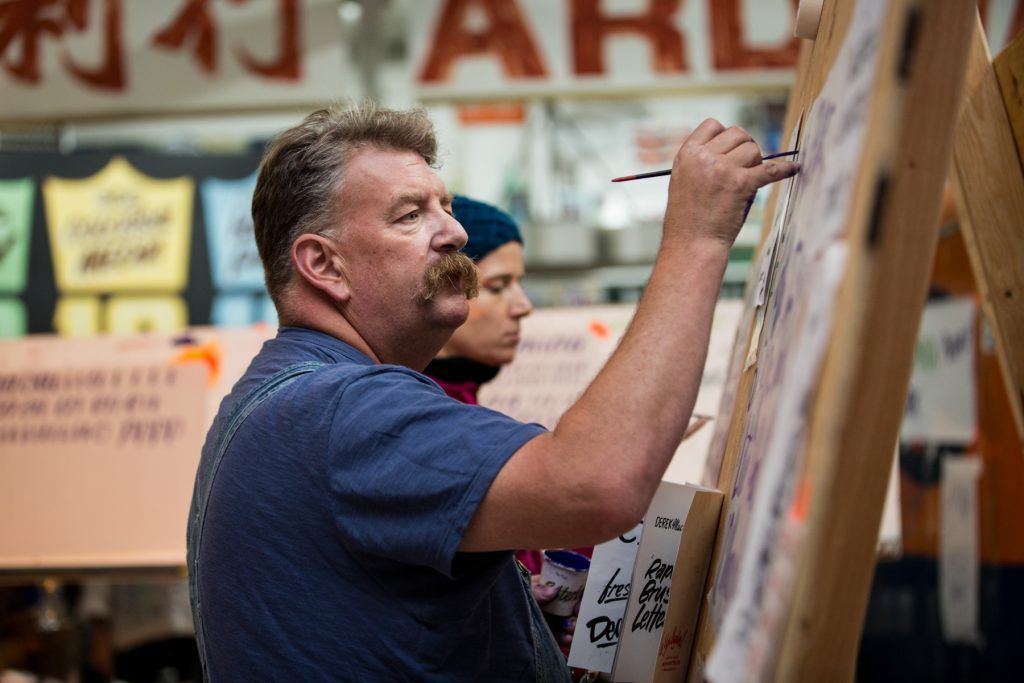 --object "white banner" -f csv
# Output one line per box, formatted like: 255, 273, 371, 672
0, 0, 349, 120
410, 0, 799, 100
